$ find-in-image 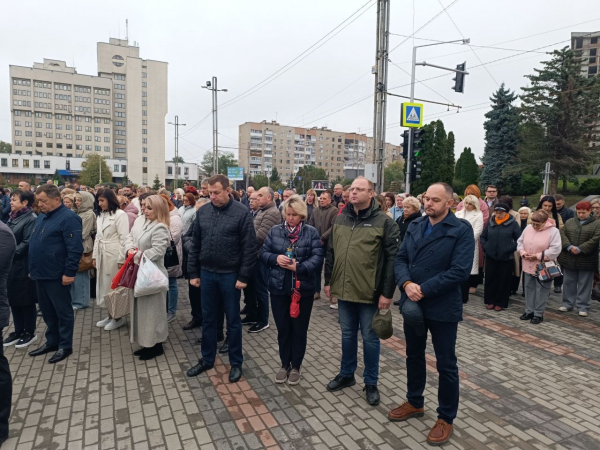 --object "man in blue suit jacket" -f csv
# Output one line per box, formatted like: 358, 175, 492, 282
390, 182, 474, 446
